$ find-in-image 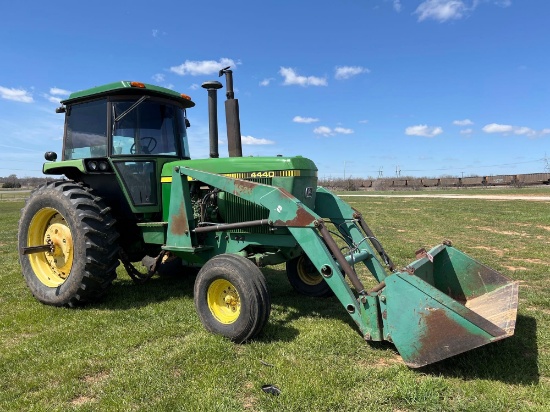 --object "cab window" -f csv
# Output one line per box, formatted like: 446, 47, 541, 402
64, 99, 108, 160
